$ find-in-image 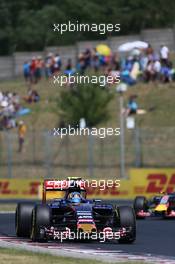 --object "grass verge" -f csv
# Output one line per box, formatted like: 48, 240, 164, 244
0, 203, 16, 212
0, 247, 148, 264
